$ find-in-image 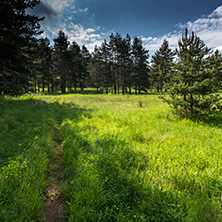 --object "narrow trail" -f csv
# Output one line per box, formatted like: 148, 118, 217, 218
43, 136, 66, 222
